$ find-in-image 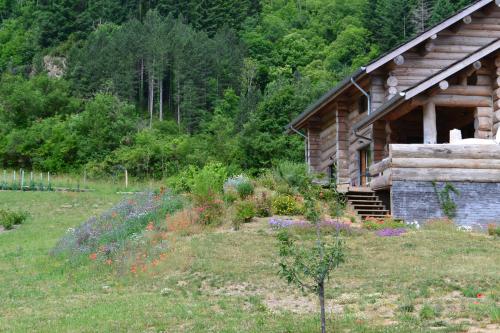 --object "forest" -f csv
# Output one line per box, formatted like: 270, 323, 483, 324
0, 0, 476, 178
